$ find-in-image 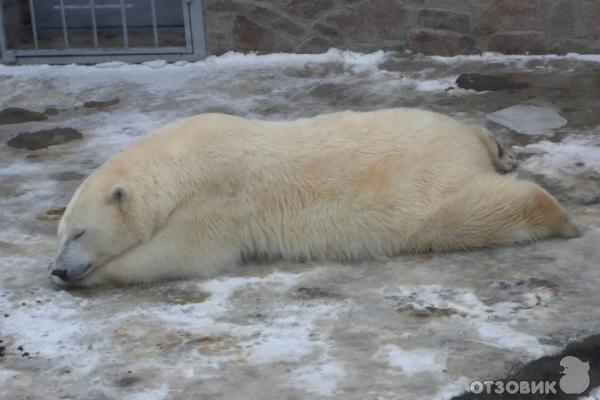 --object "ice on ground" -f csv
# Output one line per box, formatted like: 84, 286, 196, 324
288, 361, 345, 396
142, 60, 168, 69
1, 50, 600, 399
380, 345, 446, 375
487, 105, 568, 134
430, 52, 600, 65
518, 136, 600, 179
